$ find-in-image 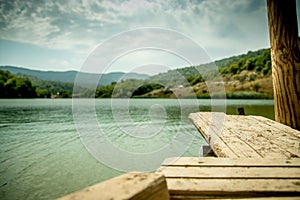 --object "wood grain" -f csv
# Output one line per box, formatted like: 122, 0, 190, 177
266, 0, 300, 130
157, 166, 300, 179
57, 172, 170, 200
158, 157, 300, 199
161, 157, 300, 167
189, 112, 300, 159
